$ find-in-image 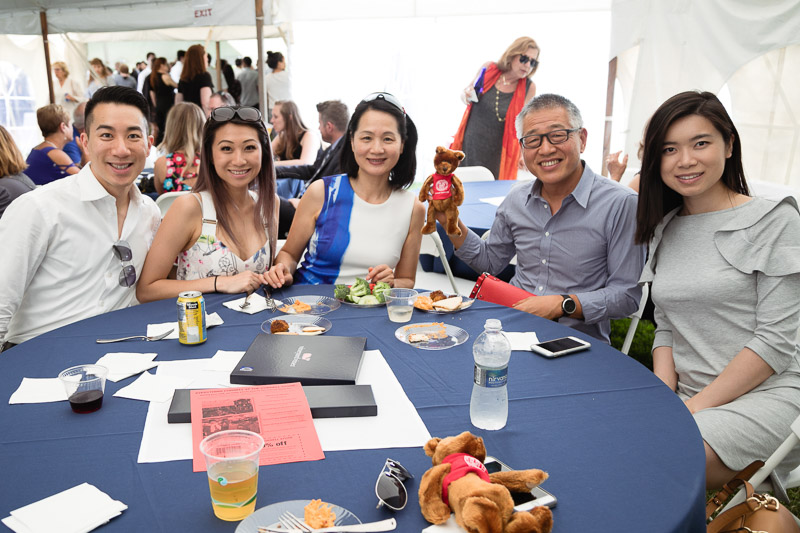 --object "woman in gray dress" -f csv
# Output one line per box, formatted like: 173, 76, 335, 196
635, 91, 800, 489
0, 125, 35, 219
